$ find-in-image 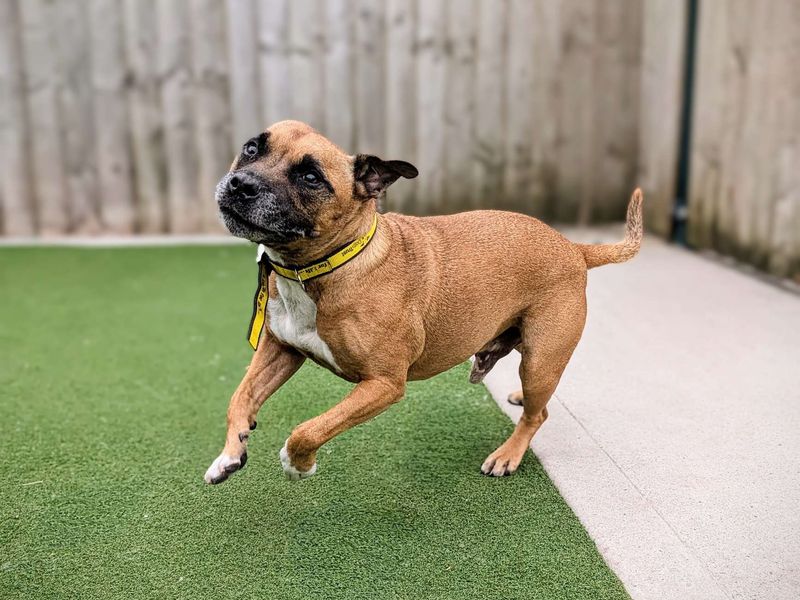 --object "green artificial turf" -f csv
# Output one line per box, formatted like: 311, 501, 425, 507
0, 246, 627, 600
